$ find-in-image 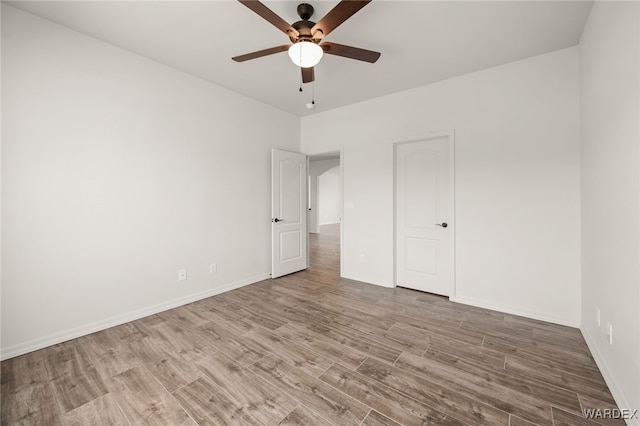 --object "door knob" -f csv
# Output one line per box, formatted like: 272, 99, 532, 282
273, 218, 283, 223
436, 222, 448, 228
